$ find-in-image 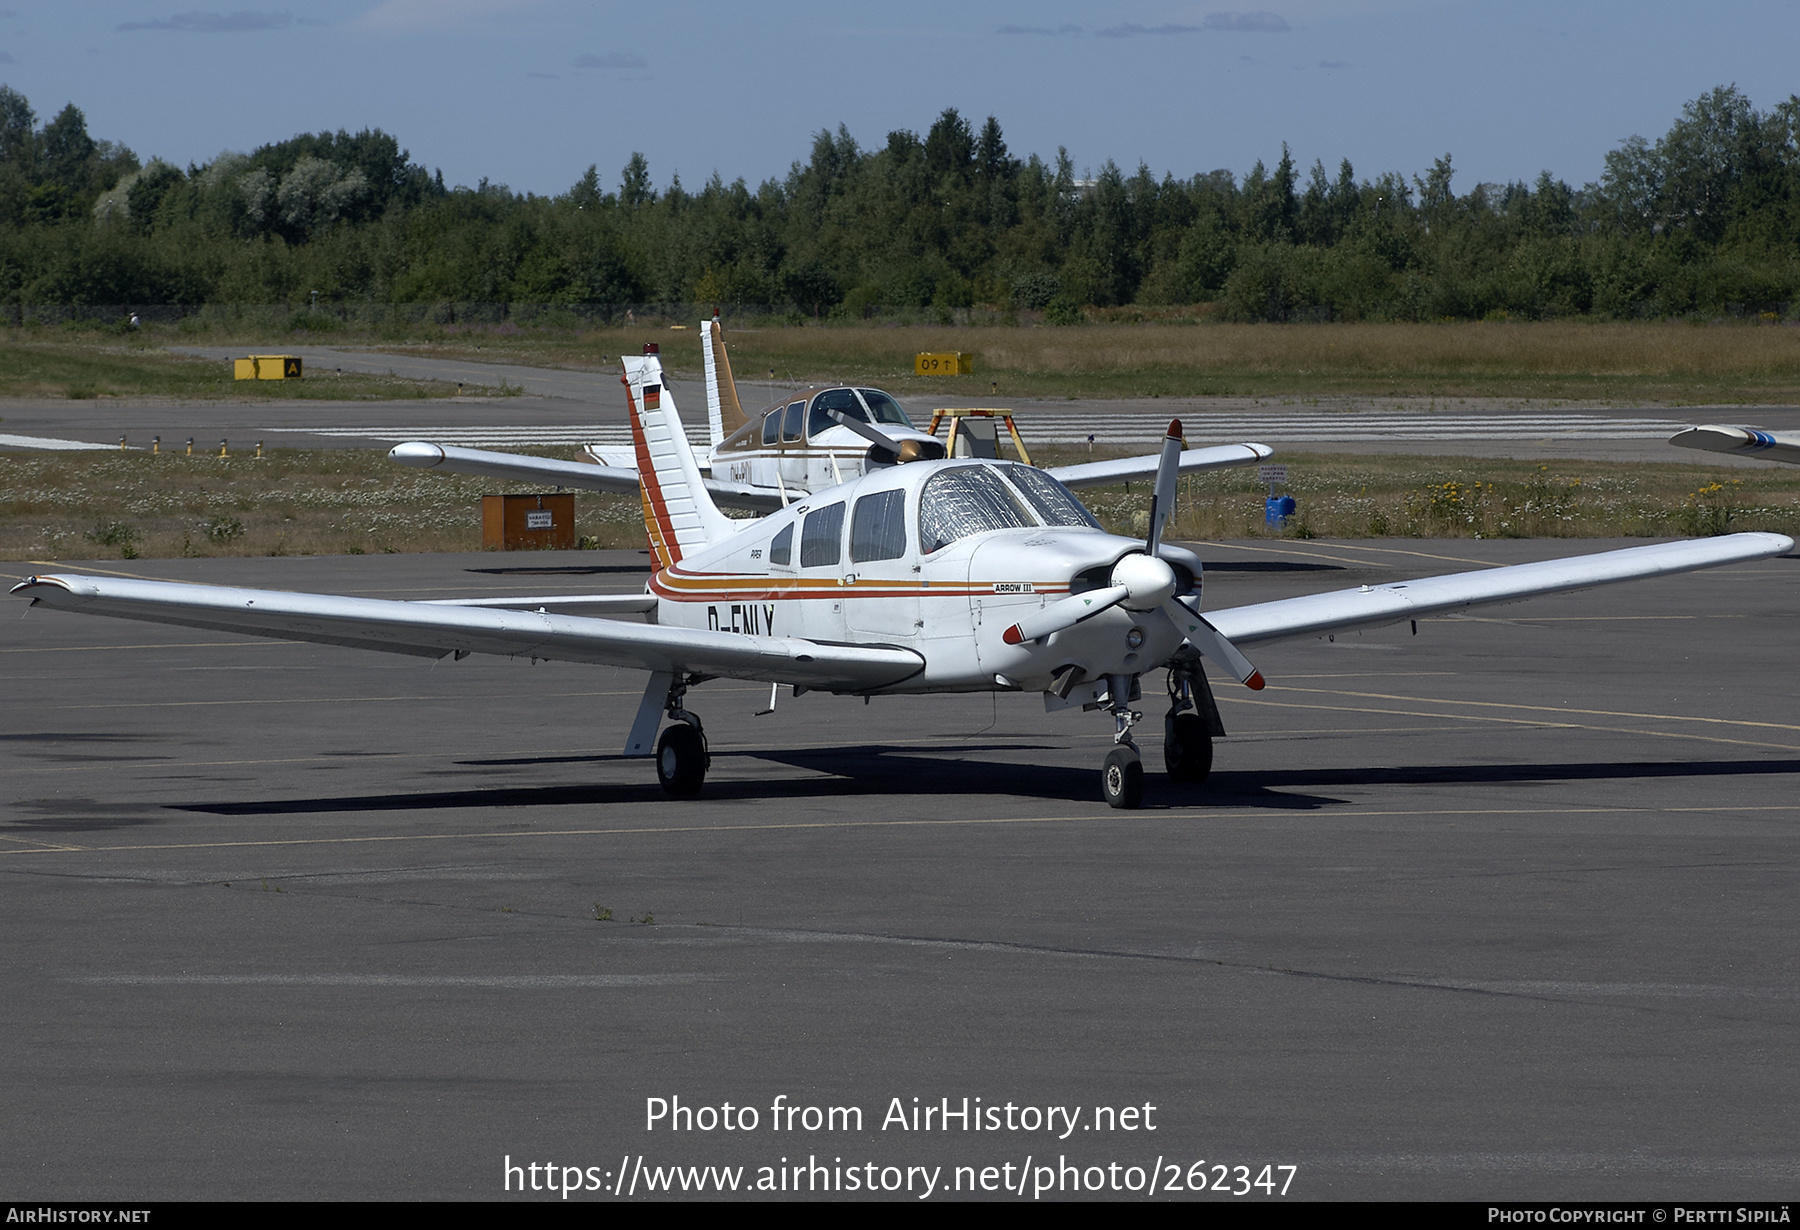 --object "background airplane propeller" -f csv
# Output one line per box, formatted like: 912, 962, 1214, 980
1000, 418, 1267, 689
